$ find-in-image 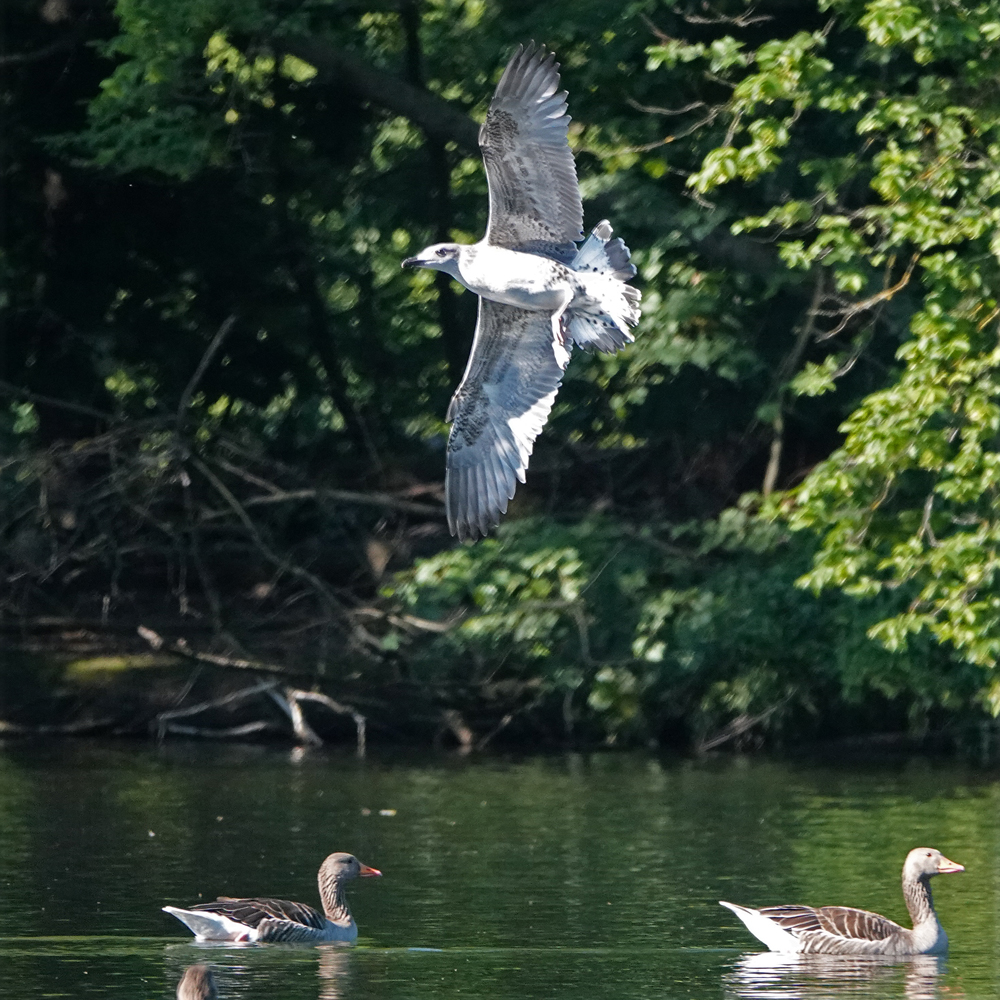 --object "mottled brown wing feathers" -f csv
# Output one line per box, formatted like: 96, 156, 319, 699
759, 904, 901, 941
817, 906, 901, 941
191, 896, 326, 931
480, 43, 584, 250
446, 299, 569, 540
